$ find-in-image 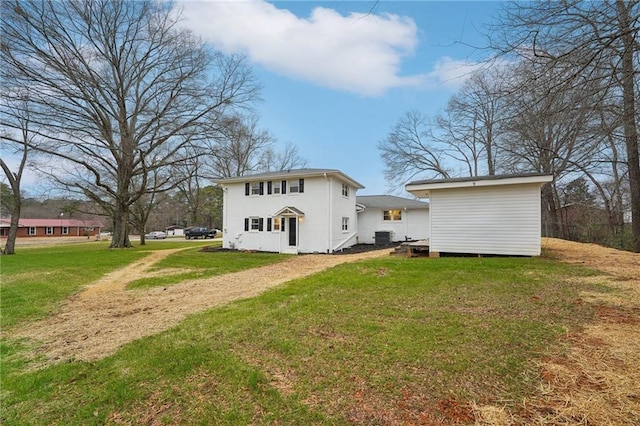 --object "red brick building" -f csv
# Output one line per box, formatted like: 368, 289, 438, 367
0, 218, 103, 238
